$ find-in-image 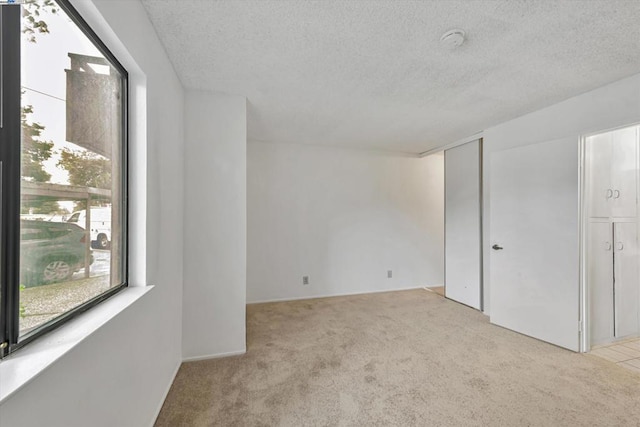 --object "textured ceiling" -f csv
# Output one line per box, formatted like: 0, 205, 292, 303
141, 0, 640, 153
